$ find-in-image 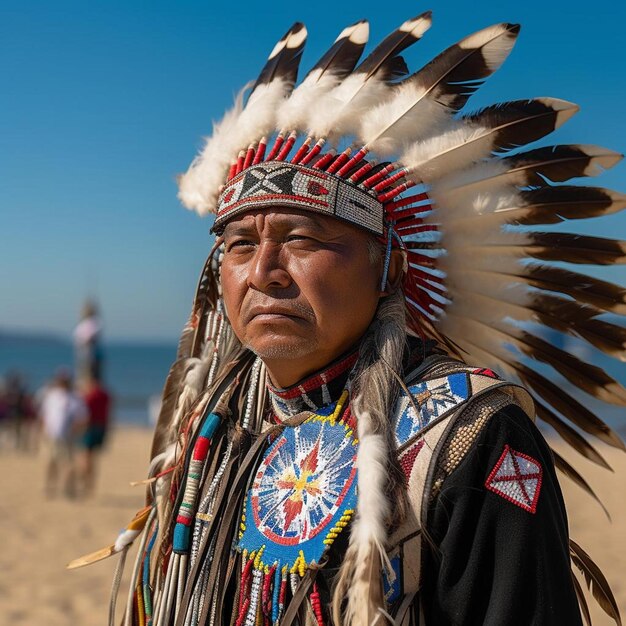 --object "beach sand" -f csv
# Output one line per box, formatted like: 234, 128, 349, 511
0, 427, 624, 625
